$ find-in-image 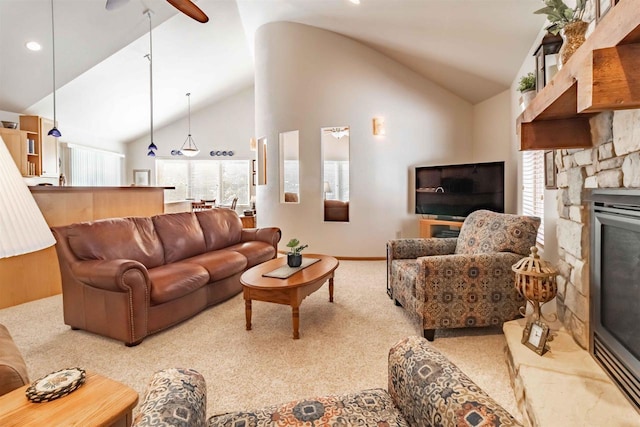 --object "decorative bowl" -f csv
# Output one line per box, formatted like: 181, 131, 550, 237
1, 121, 18, 129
